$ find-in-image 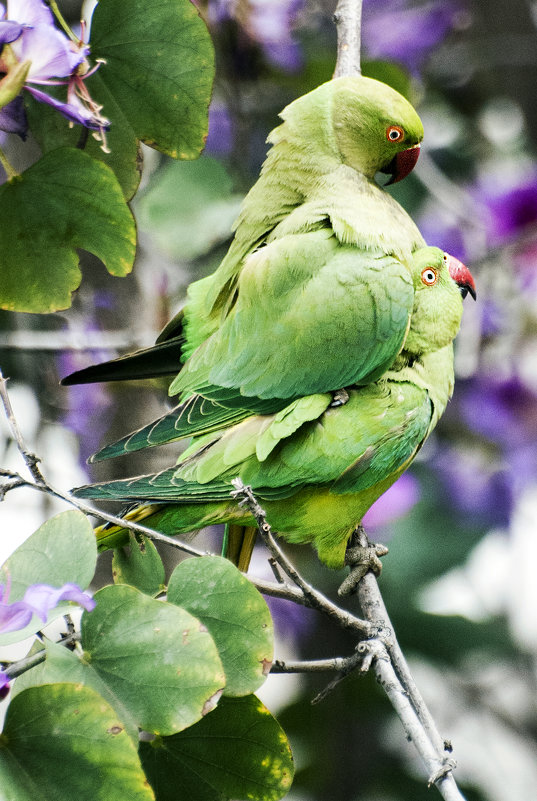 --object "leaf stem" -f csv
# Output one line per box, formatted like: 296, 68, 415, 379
0, 145, 19, 181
